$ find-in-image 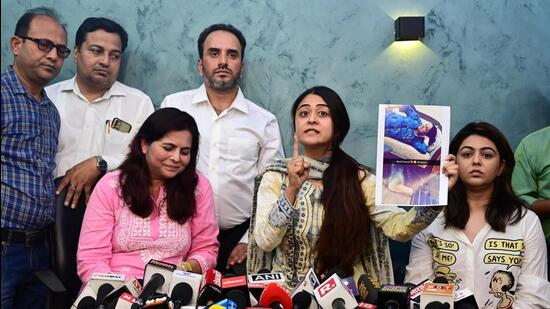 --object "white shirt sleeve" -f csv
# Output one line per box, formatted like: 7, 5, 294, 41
256, 117, 284, 174
513, 213, 550, 308
405, 229, 435, 284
